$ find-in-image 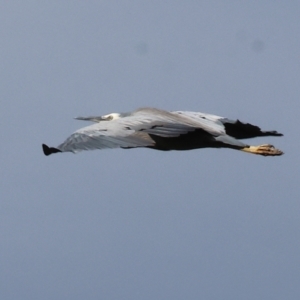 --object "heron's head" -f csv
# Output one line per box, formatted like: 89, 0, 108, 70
101, 113, 121, 121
